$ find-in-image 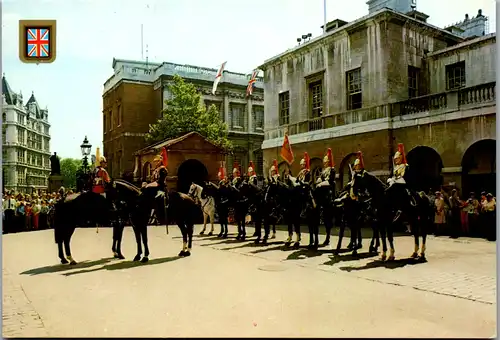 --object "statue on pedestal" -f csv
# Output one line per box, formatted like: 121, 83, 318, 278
50, 152, 61, 175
